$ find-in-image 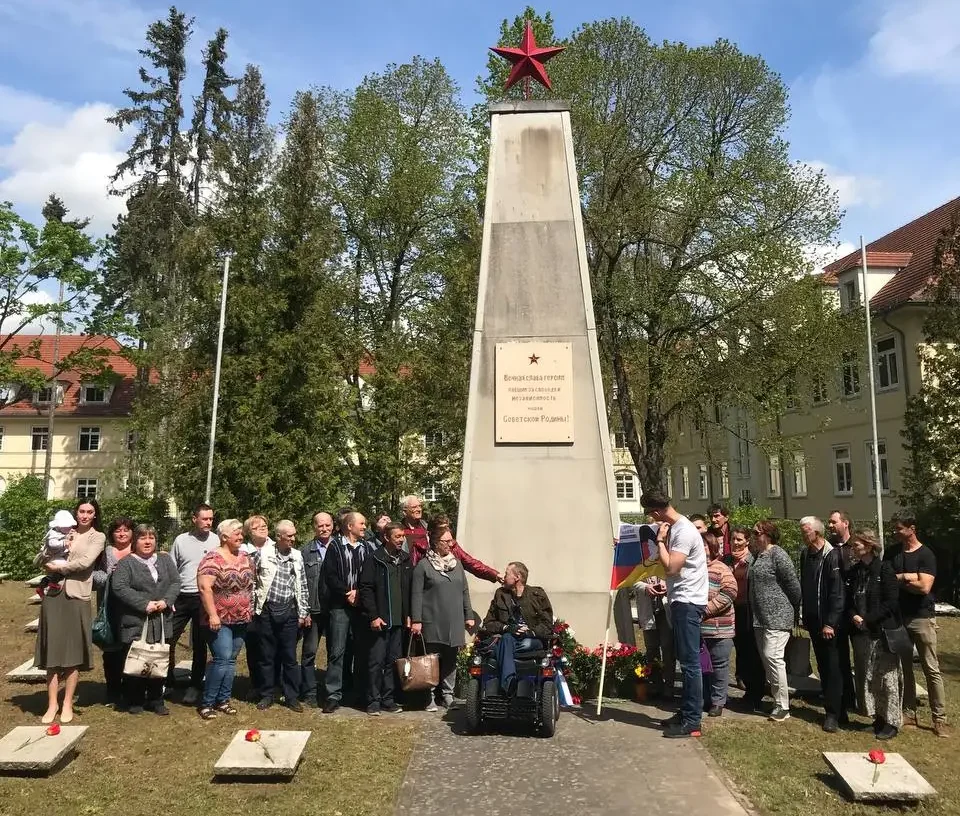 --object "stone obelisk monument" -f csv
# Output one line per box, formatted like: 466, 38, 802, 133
456, 31, 619, 646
